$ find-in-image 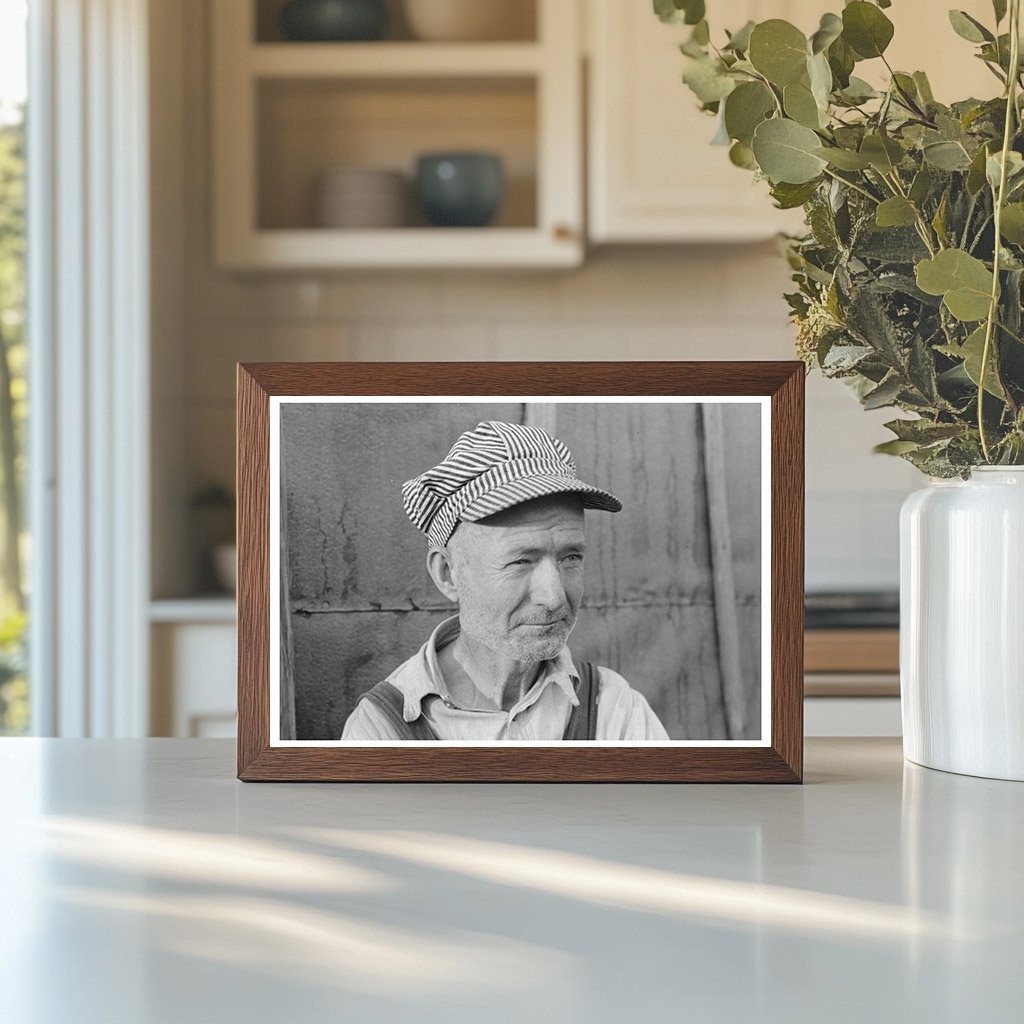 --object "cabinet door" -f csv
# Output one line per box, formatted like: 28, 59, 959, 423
588, 0, 995, 244
588, 0, 813, 242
